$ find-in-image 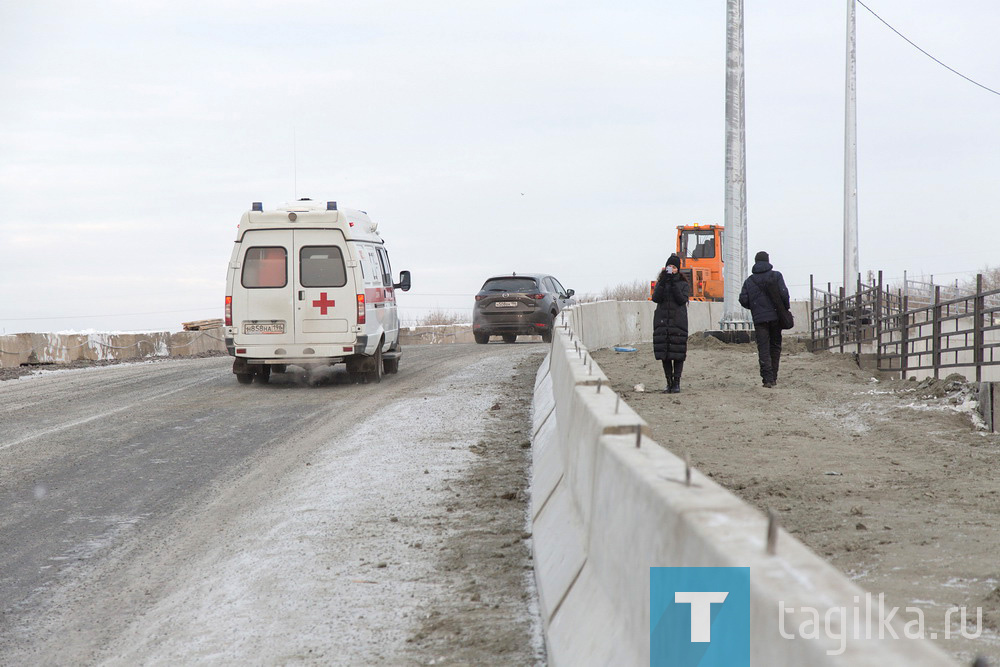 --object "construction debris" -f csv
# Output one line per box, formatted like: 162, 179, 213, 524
182, 319, 224, 331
